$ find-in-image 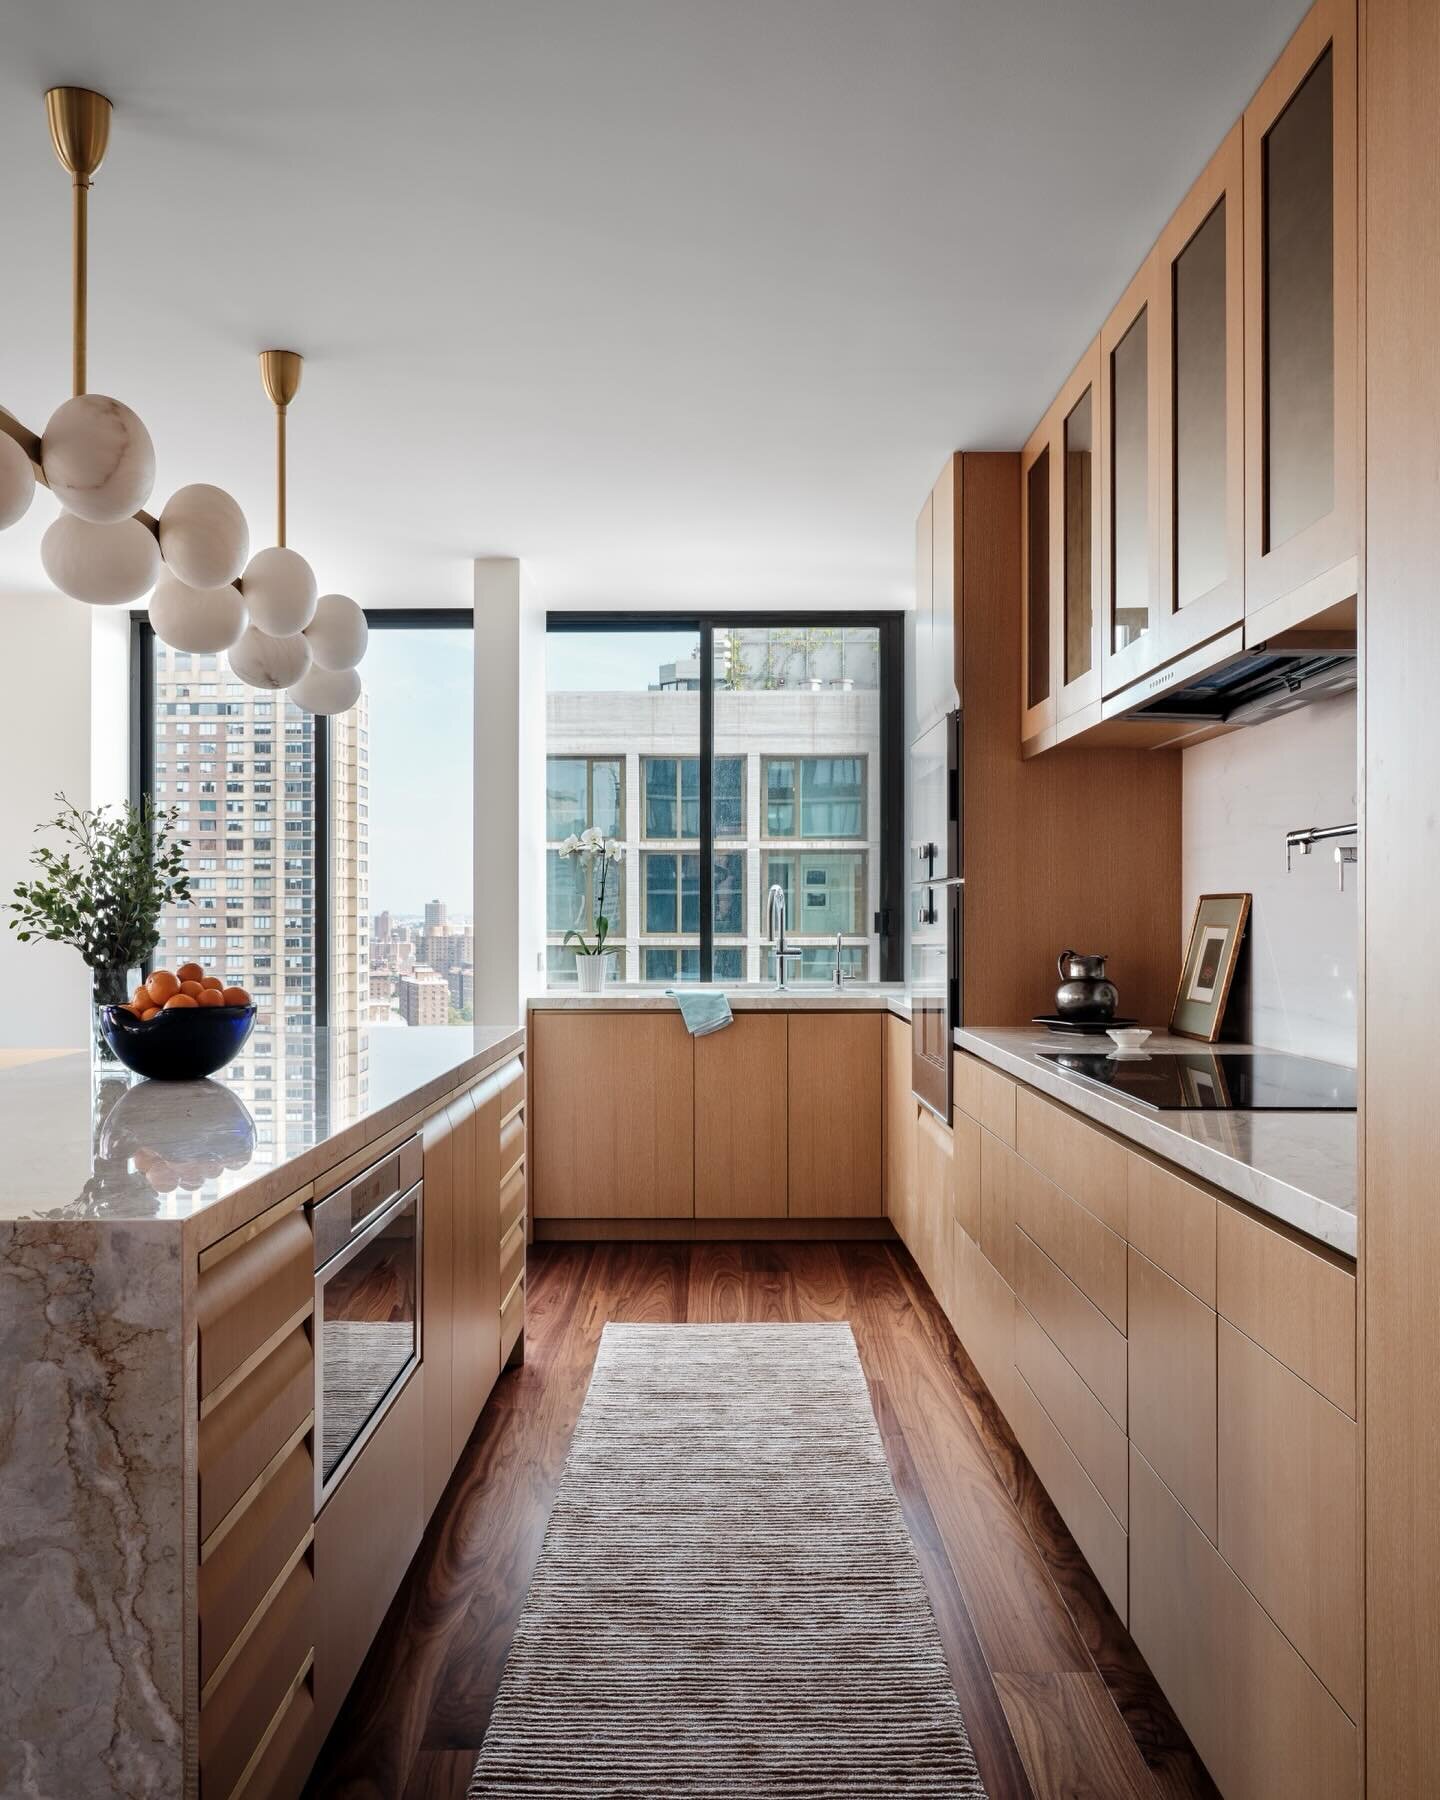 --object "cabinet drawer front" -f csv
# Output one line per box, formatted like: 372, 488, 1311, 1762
497, 1056, 525, 1119
200, 1552, 314, 1800
198, 1324, 313, 1542
499, 1217, 525, 1309
197, 1209, 314, 1402
199, 1433, 314, 1688
498, 1160, 526, 1241
1015, 1088, 1127, 1236
1127, 1156, 1217, 1305
954, 1054, 1017, 1145
1013, 1154, 1126, 1329
1011, 1368, 1128, 1622
1130, 1447, 1359, 1800
1013, 1227, 1126, 1427
499, 1111, 525, 1184
1015, 1299, 1128, 1525
978, 1130, 1018, 1286
952, 1228, 1016, 1418
1218, 1321, 1360, 1719
951, 1109, 981, 1242
231, 1669, 315, 1800
500, 1276, 524, 1366
1216, 1206, 1356, 1414
1128, 1248, 1217, 1540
